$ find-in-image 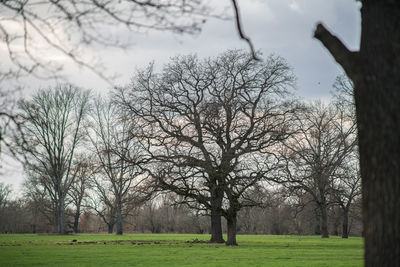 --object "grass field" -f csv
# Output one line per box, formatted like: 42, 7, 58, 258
0, 234, 363, 266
